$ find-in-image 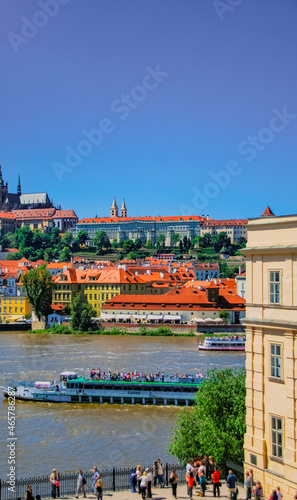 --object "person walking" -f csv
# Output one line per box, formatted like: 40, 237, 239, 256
212, 466, 220, 497
131, 468, 137, 494
140, 472, 148, 500
75, 470, 86, 498
226, 470, 238, 500
253, 482, 263, 500
186, 471, 195, 500
50, 469, 58, 499
170, 469, 178, 499
269, 490, 278, 500
95, 477, 103, 500
90, 467, 100, 494
153, 462, 158, 489
25, 485, 34, 500
136, 465, 142, 494
157, 459, 165, 488
146, 468, 152, 499
199, 470, 206, 497
208, 457, 215, 481
244, 471, 253, 500
276, 487, 283, 500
